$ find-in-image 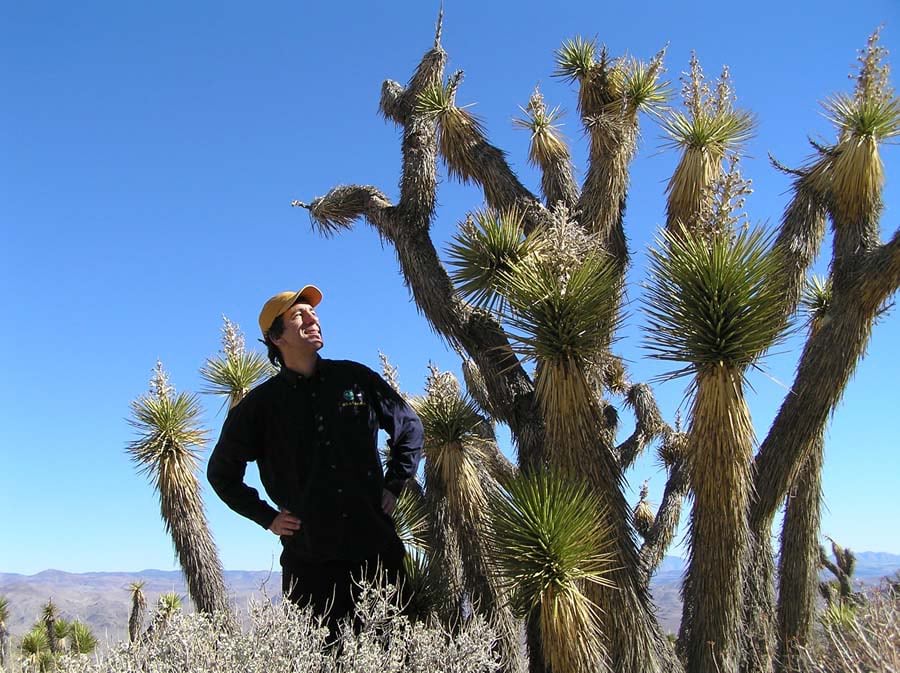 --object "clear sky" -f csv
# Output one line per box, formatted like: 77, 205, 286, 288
2, 1, 898, 575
